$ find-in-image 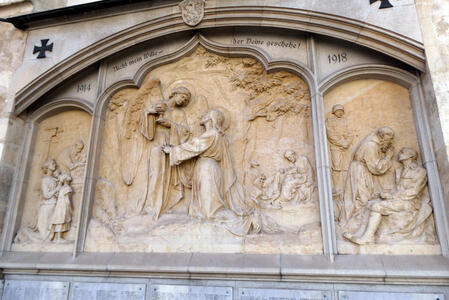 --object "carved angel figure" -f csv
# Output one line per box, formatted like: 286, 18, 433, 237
344, 148, 432, 244
138, 85, 193, 219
